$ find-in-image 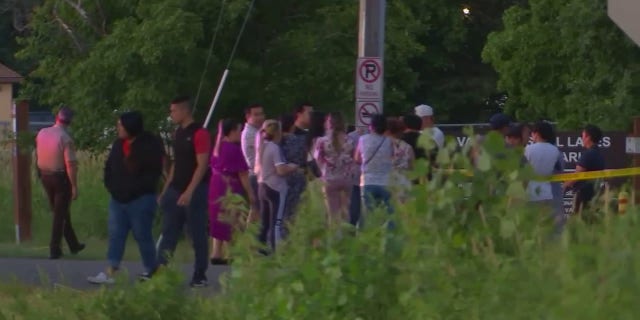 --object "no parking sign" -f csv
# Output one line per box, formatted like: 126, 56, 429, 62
356, 58, 382, 100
